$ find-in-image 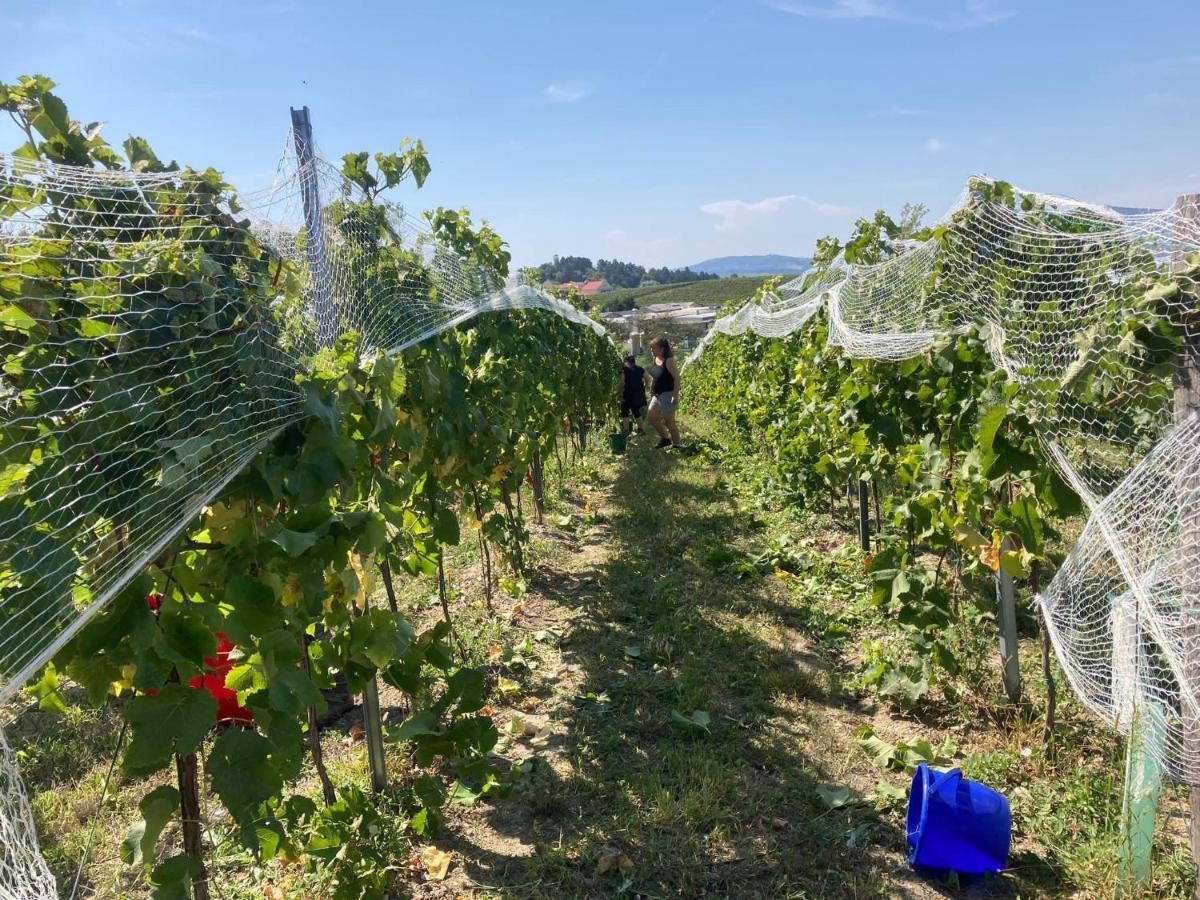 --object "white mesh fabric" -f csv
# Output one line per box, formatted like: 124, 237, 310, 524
688, 177, 1200, 781
0, 138, 610, 897
0, 727, 55, 900
0, 145, 606, 704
